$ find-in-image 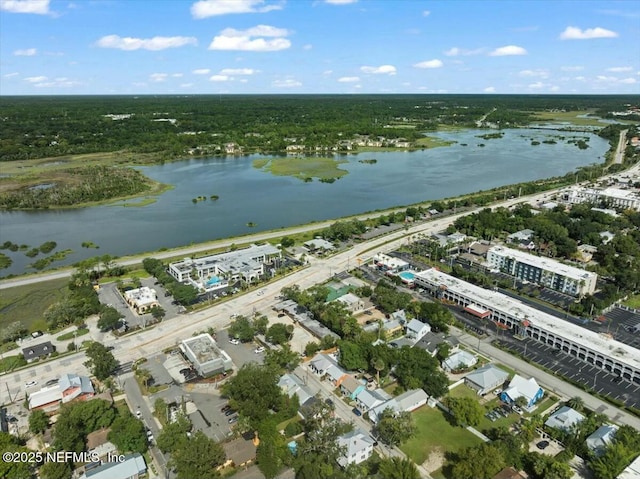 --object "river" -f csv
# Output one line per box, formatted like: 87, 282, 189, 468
0, 128, 608, 277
